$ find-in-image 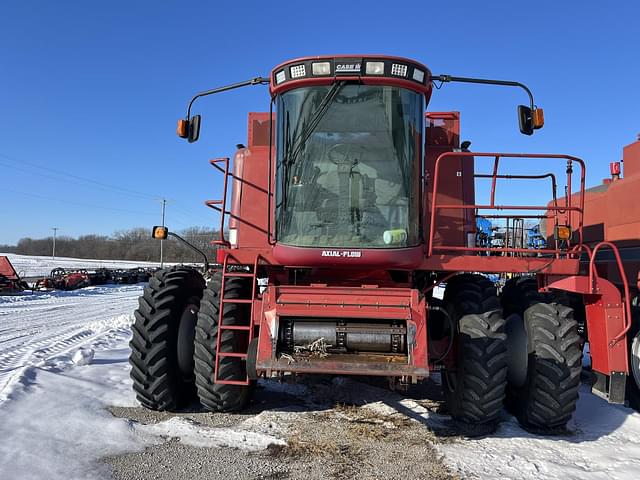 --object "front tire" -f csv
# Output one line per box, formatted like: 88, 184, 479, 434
129, 267, 205, 411
193, 275, 254, 412
442, 274, 507, 426
502, 277, 582, 431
